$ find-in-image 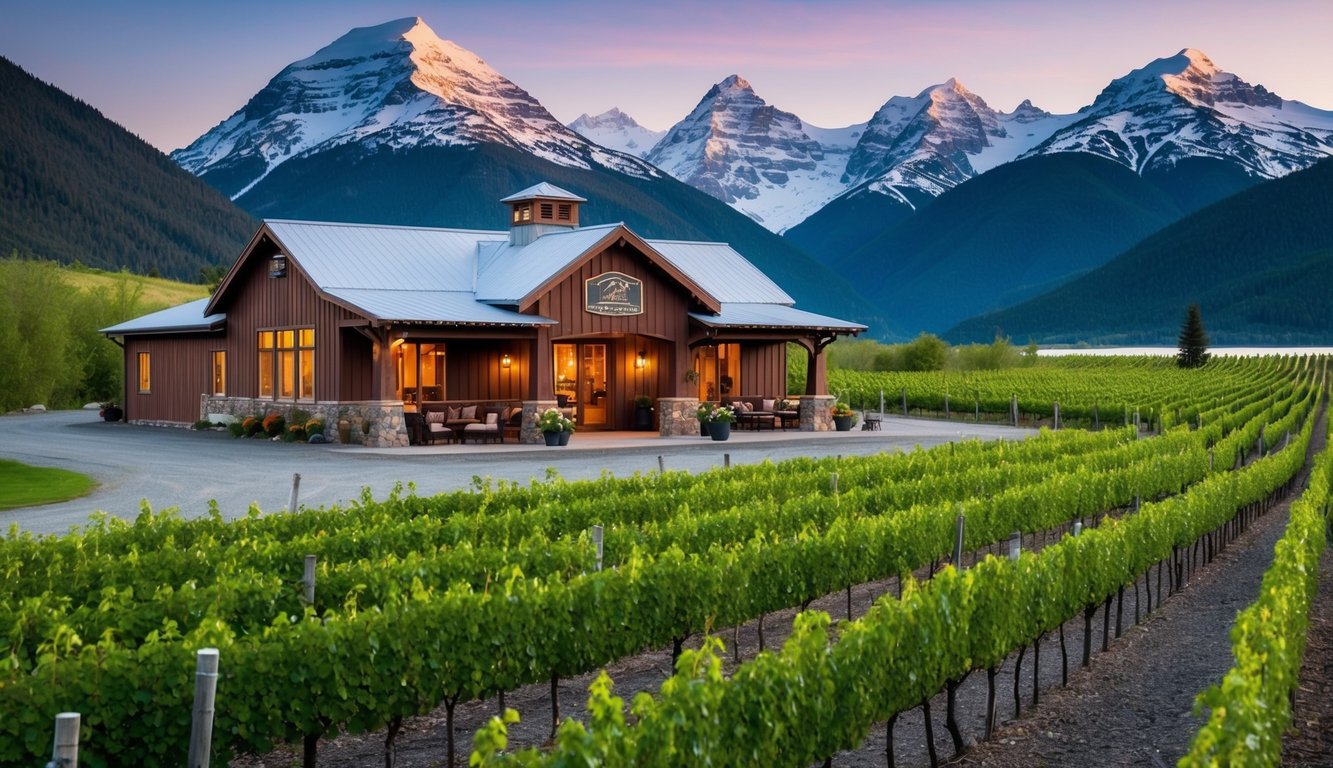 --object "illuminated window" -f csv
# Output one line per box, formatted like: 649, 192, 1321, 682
692, 344, 741, 401
258, 328, 314, 400
299, 329, 315, 400
211, 351, 226, 396
137, 352, 151, 393
512, 204, 532, 223
395, 342, 446, 404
